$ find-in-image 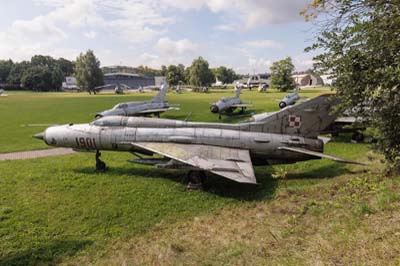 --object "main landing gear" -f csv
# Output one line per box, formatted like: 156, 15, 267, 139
95, 150, 108, 172
186, 170, 206, 191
